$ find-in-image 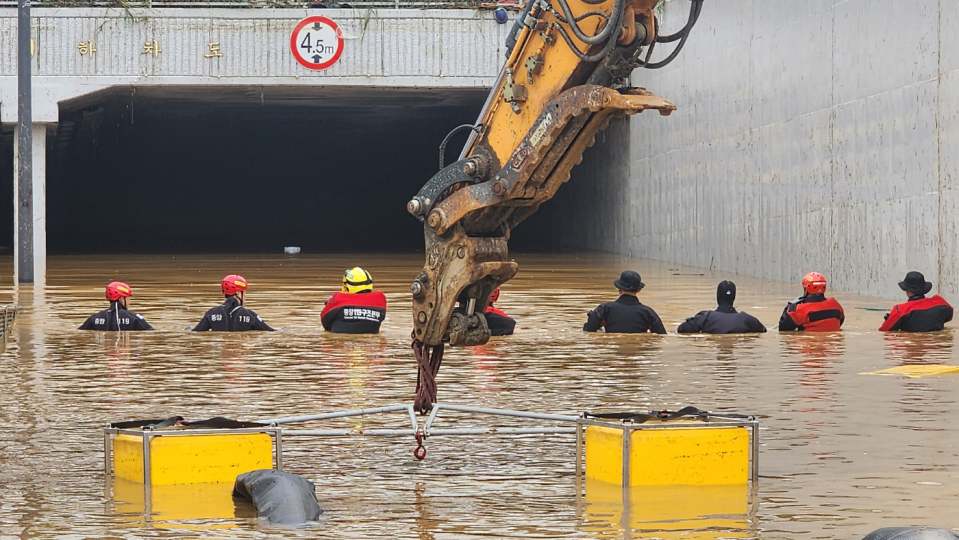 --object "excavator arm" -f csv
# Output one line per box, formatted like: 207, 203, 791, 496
408, 0, 704, 412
